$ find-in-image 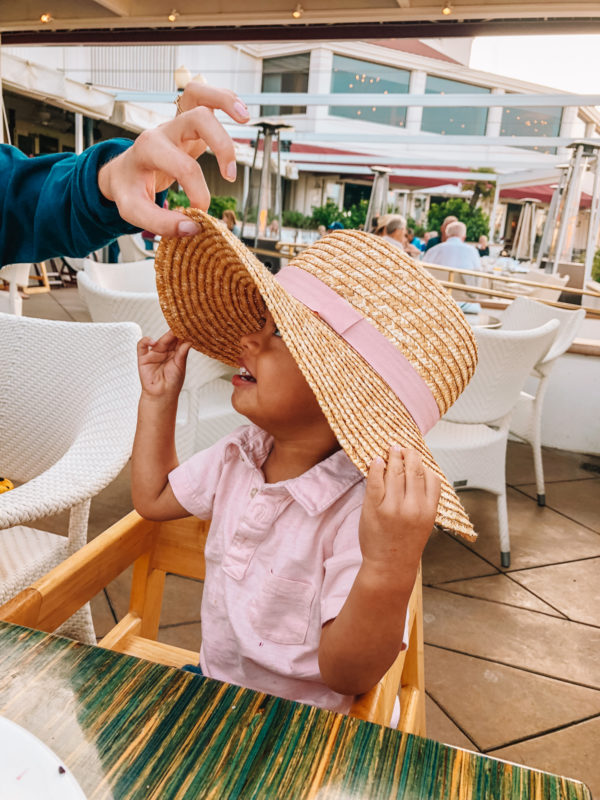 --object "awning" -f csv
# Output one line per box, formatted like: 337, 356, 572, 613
1, 50, 115, 120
